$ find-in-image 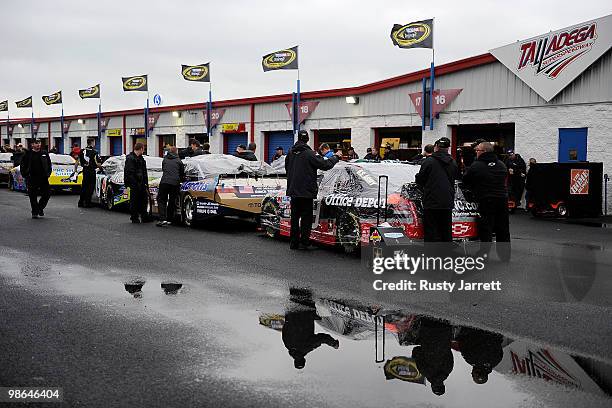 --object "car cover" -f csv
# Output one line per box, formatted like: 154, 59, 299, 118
102, 155, 163, 185
183, 153, 284, 179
